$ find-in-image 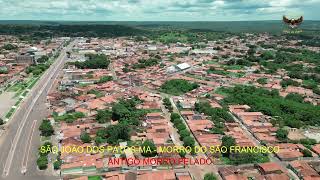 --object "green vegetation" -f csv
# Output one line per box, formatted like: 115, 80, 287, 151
302, 79, 318, 90
163, 97, 173, 112
299, 138, 317, 149
226, 58, 252, 67
5, 107, 15, 119
257, 78, 268, 85
220, 135, 269, 165
280, 79, 300, 88
80, 132, 92, 143
204, 173, 218, 180
220, 85, 320, 128
301, 149, 313, 157
74, 54, 110, 69
37, 55, 49, 63
179, 129, 190, 140
285, 93, 304, 103
183, 136, 195, 147
111, 97, 146, 126
207, 67, 228, 76
195, 101, 229, 135
53, 112, 85, 123
221, 136, 236, 157
37, 155, 48, 170
207, 67, 244, 78
93, 97, 146, 145
276, 128, 288, 141
96, 76, 113, 84
105, 124, 131, 144
96, 109, 112, 123
39, 119, 54, 137
53, 160, 62, 170
53, 153, 62, 170
37, 142, 51, 170
0, 118, 4, 125
170, 112, 196, 152
256, 49, 320, 83
0, 68, 8, 74
132, 58, 160, 69
88, 89, 104, 98
88, 176, 102, 180
141, 140, 157, 157
26, 64, 50, 75
160, 79, 199, 95
224, 152, 270, 165
195, 101, 233, 123
301, 149, 312, 157
2, 43, 18, 50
